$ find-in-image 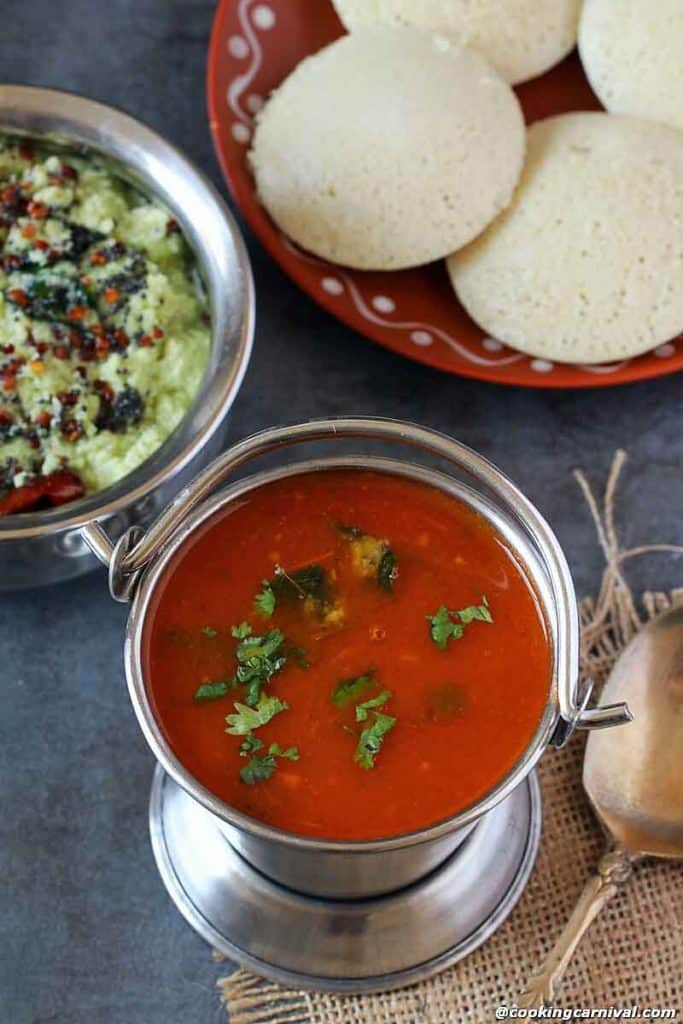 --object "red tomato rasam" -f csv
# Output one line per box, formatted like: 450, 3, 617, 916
144, 469, 551, 840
